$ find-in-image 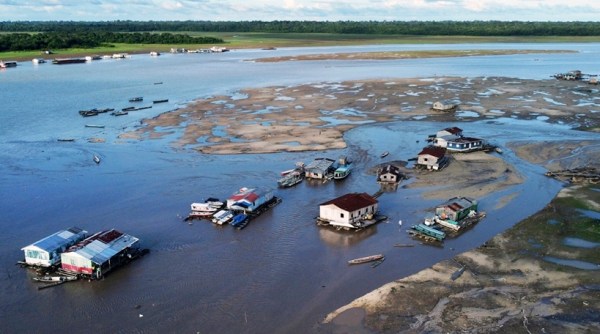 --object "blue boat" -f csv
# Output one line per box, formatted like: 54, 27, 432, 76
230, 213, 248, 227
